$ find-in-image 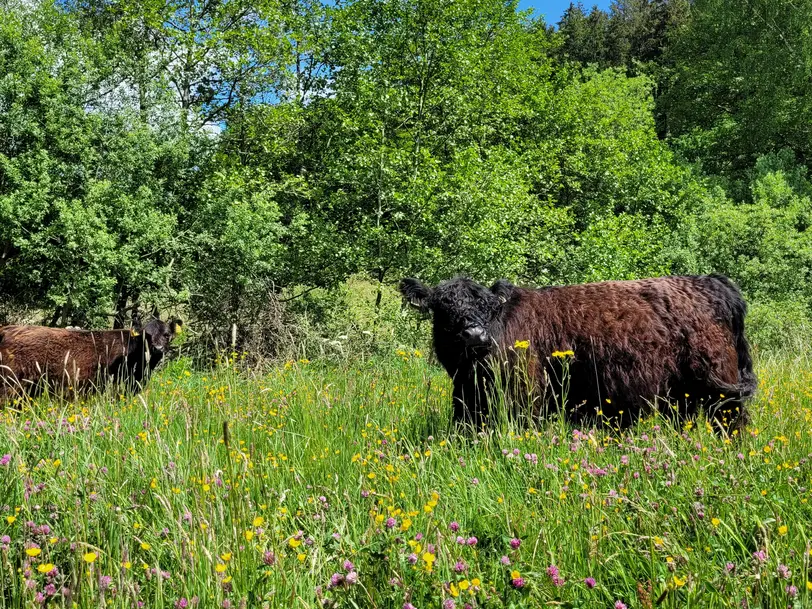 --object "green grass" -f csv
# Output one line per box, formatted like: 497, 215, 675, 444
1, 350, 811, 609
